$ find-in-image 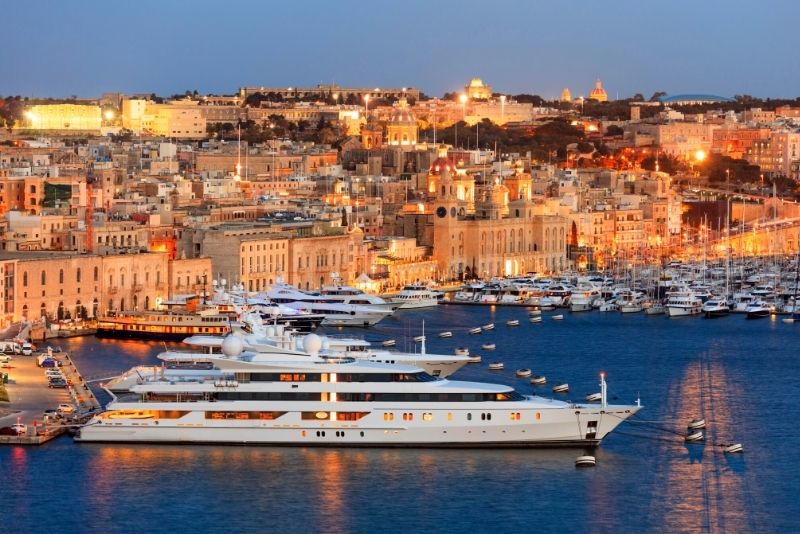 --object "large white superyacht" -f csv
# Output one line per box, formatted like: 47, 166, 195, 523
78, 335, 641, 447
